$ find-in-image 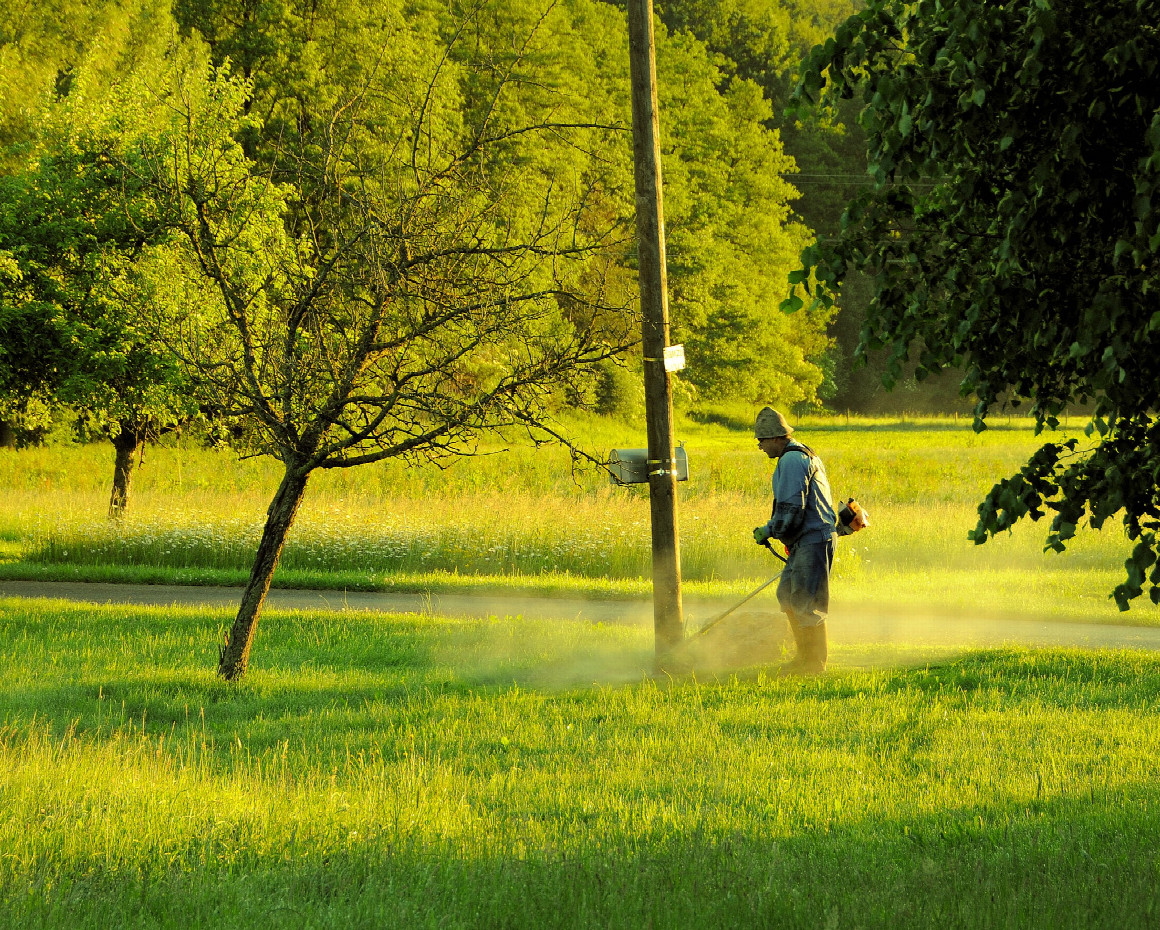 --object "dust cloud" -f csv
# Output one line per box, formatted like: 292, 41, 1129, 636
432, 598, 1160, 687
4, 580, 1156, 686
830, 605, 1160, 665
